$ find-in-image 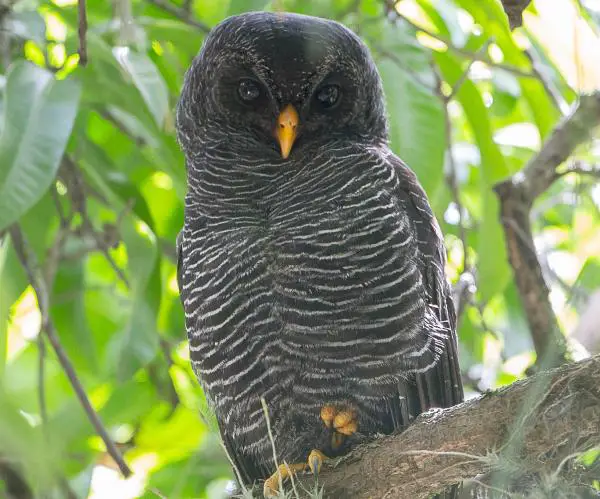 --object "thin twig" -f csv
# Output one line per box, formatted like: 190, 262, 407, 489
38, 335, 48, 435
77, 0, 87, 65
440, 99, 468, 272
62, 157, 130, 287
98, 108, 146, 146
446, 40, 493, 101
432, 63, 472, 317
0, 3, 13, 71
8, 224, 132, 478
558, 160, 600, 179
524, 48, 570, 115
145, 0, 210, 32
373, 45, 436, 91
50, 185, 70, 228
386, 2, 536, 79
